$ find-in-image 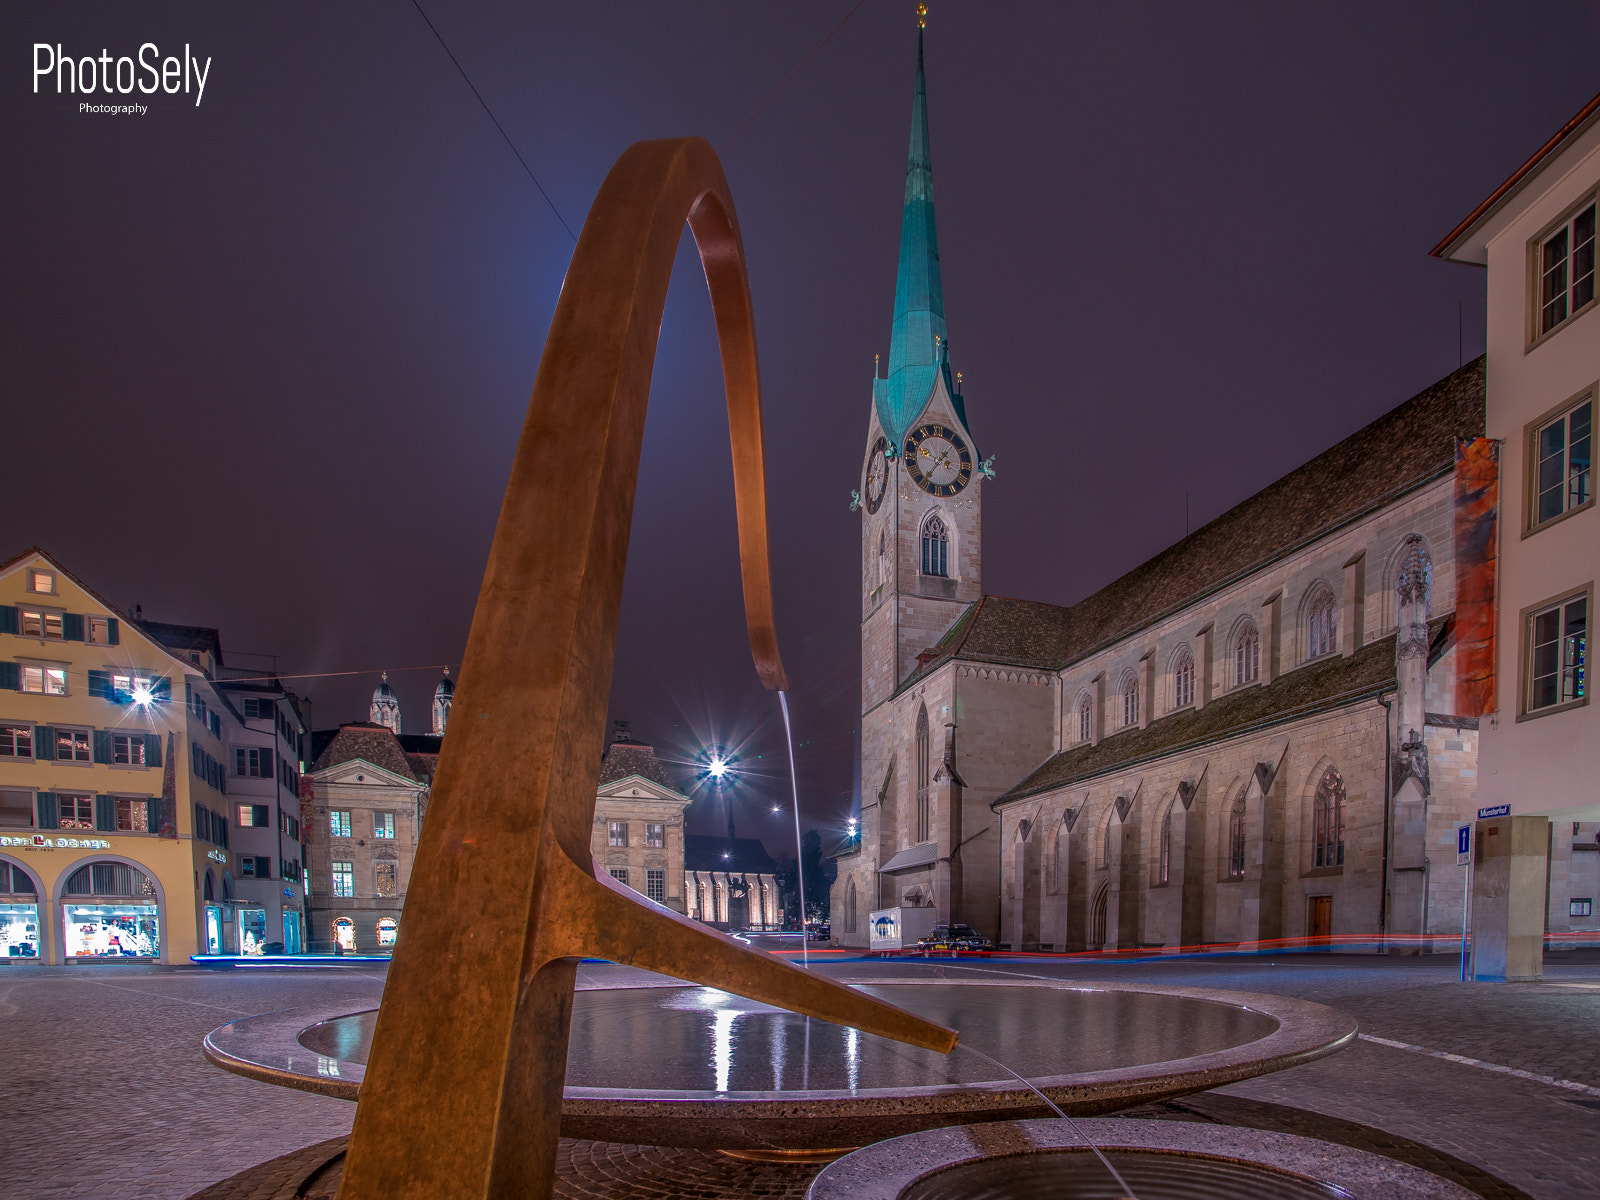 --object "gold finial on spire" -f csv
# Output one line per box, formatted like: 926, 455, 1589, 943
875, 352, 881, 375
916, 3, 927, 30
